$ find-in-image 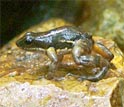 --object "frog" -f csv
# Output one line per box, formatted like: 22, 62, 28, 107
16, 26, 114, 81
